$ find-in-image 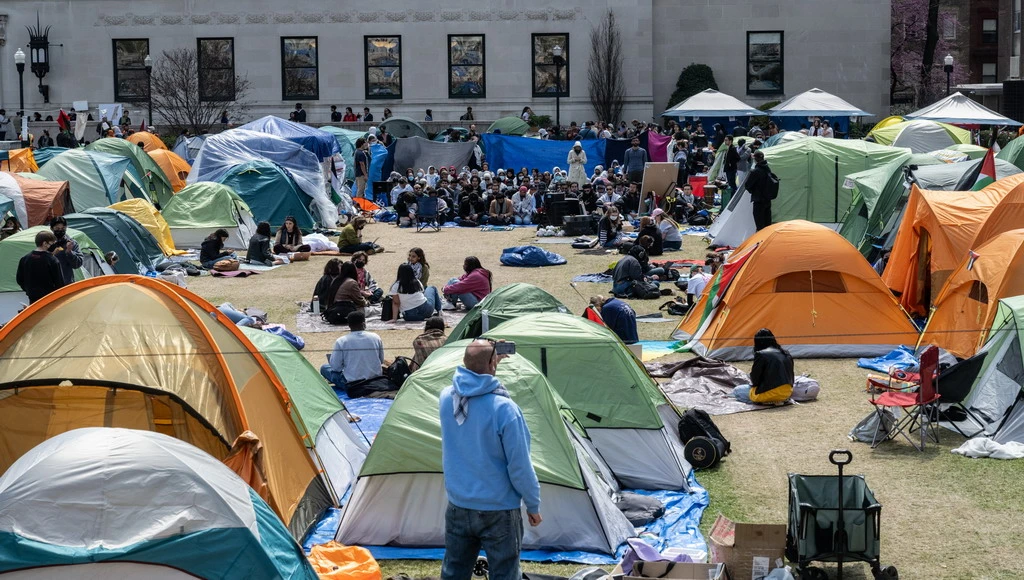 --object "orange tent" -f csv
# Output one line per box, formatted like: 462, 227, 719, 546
148, 149, 191, 192
126, 131, 168, 152
673, 220, 919, 360
353, 197, 381, 212
0, 148, 38, 173
882, 174, 1024, 316
9, 173, 71, 226
921, 229, 1024, 358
